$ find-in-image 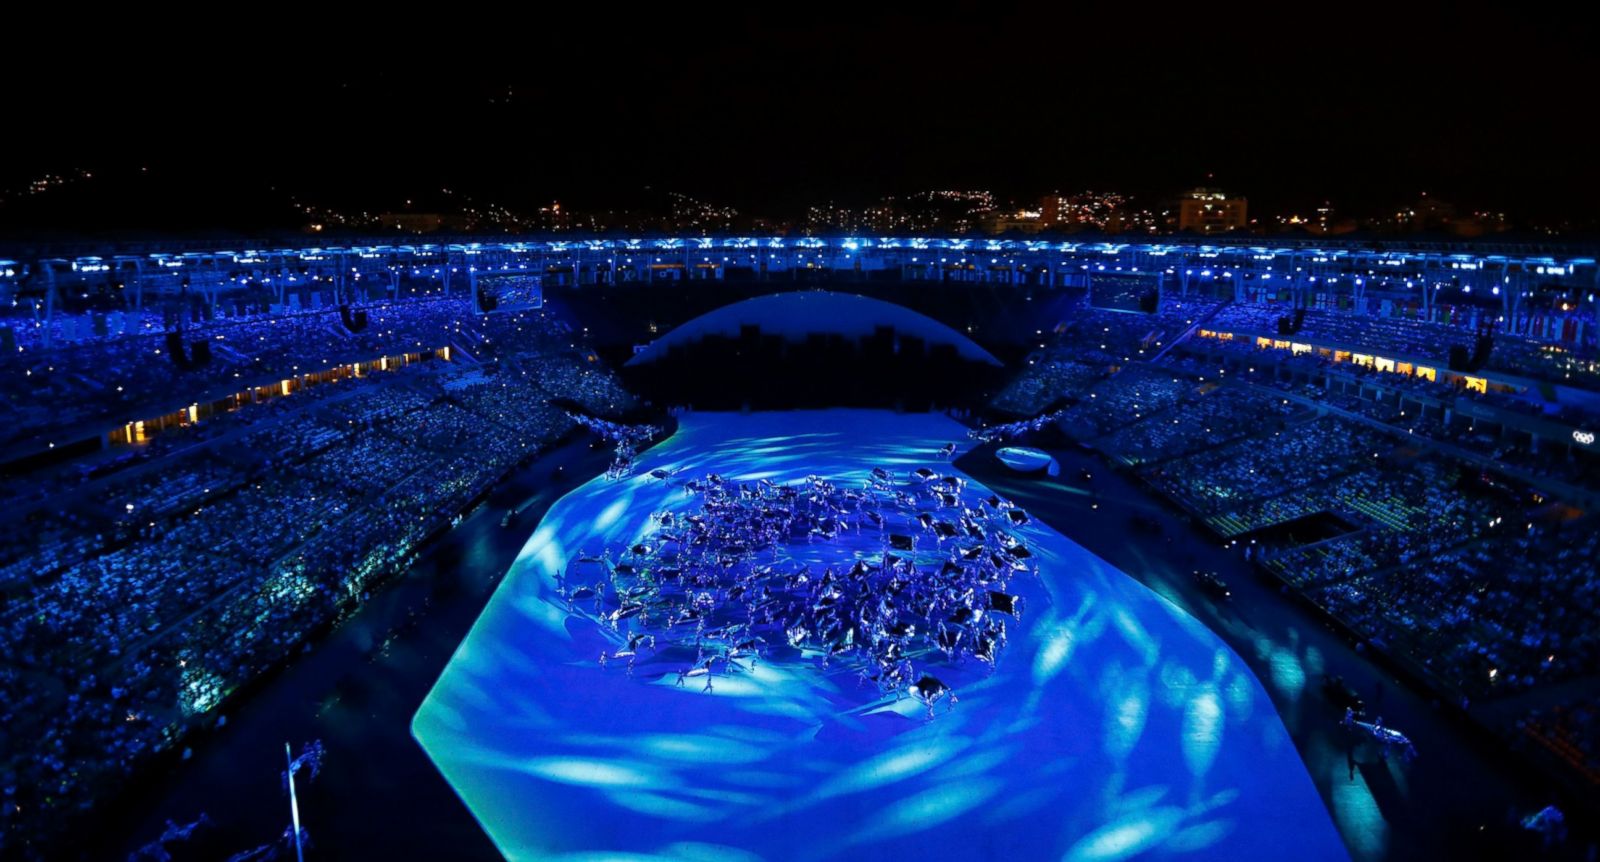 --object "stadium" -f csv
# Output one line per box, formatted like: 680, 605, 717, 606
0, 232, 1597, 862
